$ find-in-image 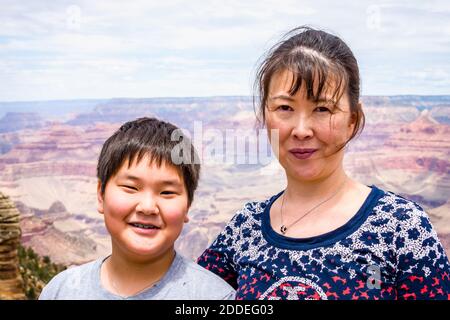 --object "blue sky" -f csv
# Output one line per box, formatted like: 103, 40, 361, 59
0, 0, 449, 101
